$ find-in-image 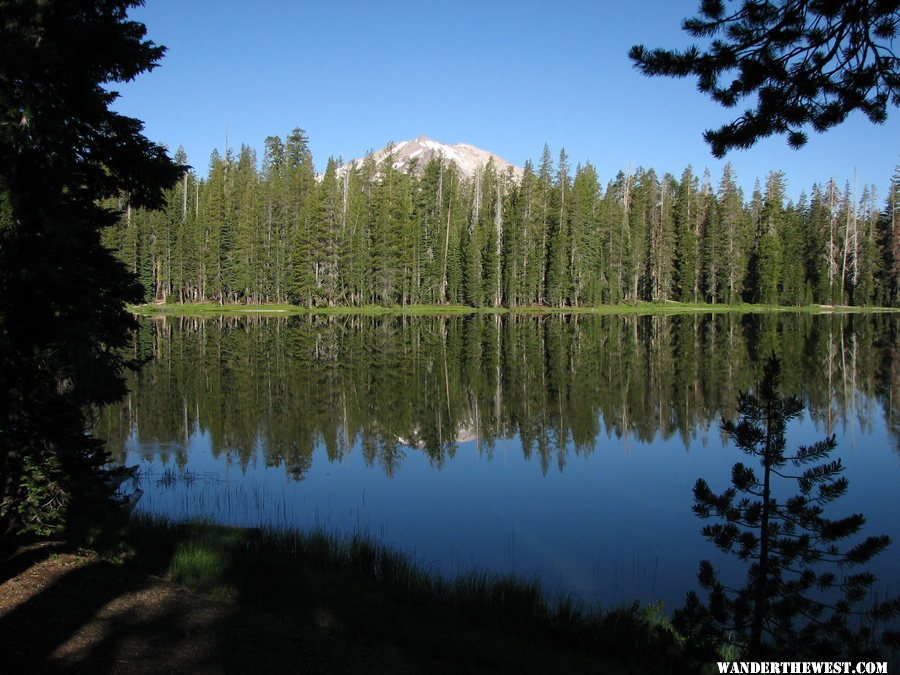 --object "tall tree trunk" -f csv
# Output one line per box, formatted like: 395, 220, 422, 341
750, 400, 774, 657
